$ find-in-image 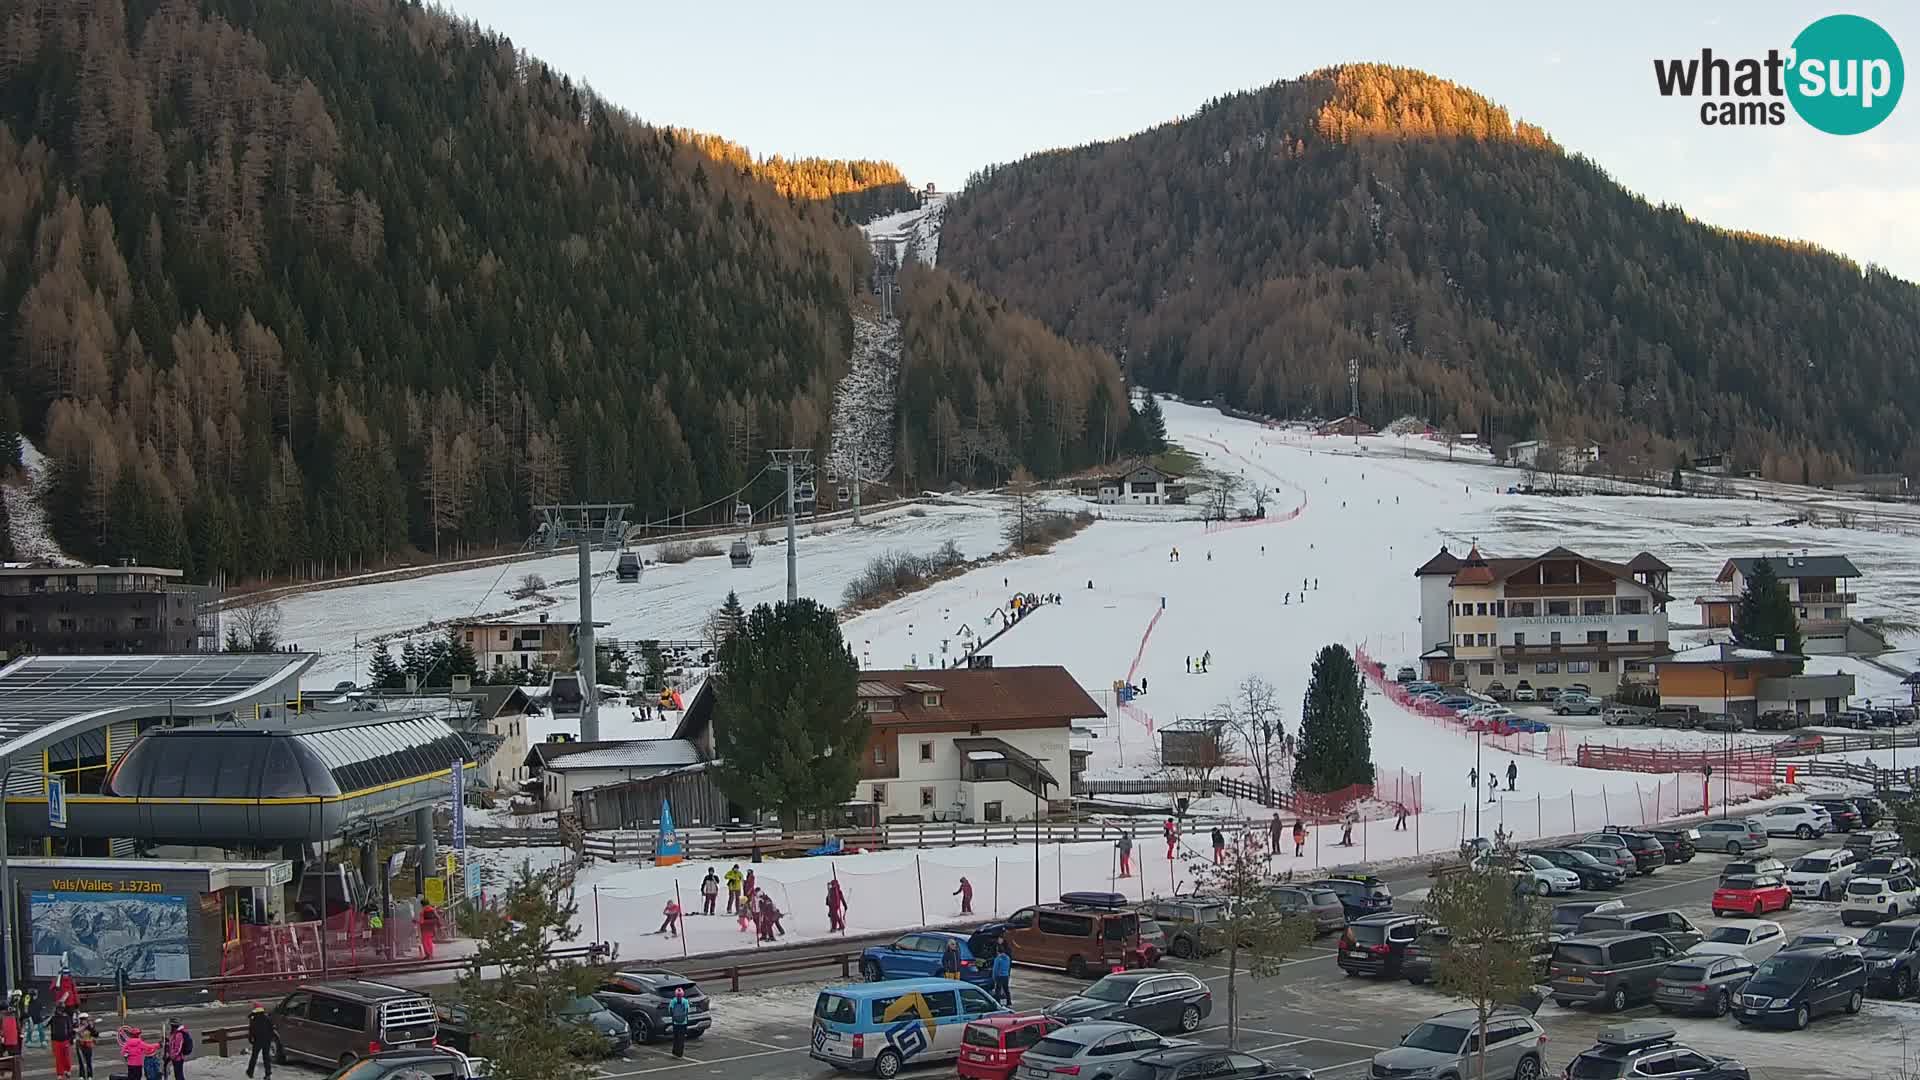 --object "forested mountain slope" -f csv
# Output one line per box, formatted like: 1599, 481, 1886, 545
0, 0, 876, 580
940, 64, 1920, 481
